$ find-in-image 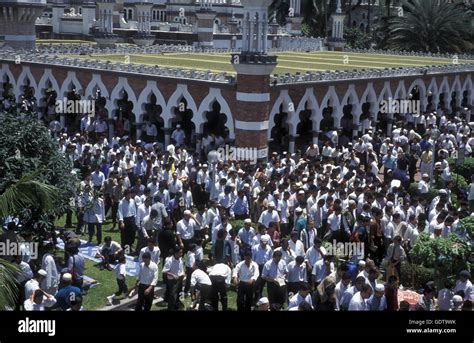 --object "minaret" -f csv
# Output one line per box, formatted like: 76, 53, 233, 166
195, 0, 216, 49
134, 1, 155, 46
0, 0, 46, 49
94, 0, 118, 47
286, 0, 302, 35
231, 0, 277, 162
327, 0, 346, 51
